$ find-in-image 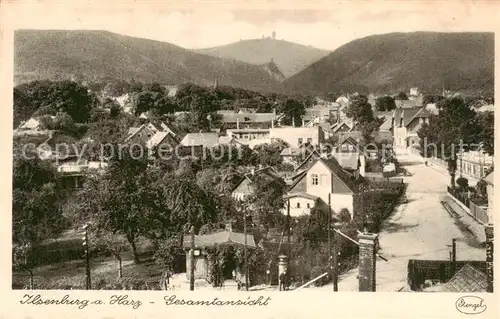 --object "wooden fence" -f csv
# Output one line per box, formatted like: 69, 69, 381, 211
447, 187, 489, 225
